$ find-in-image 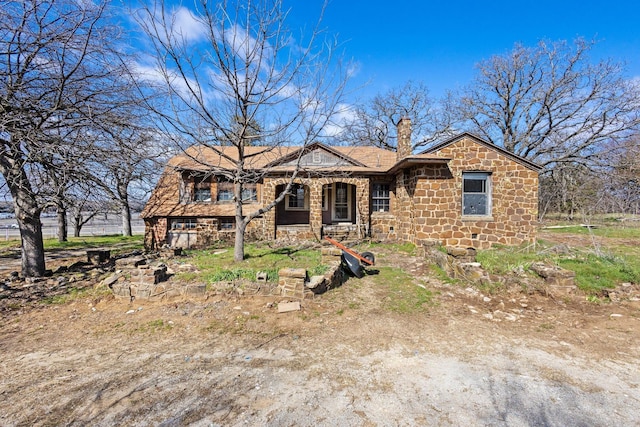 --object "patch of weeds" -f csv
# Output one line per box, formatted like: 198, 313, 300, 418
138, 319, 173, 333
41, 287, 89, 305
373, 266, 433, 313
203, 319, 224, 333
429, 264, 457, 284
397, 242, 417, 255
209, 268, 256, 282
476, 280, 504, 295
546, 224, 640, 239
309, 264, 329, 276
347, 302, 360, 310
336, 309, 344, 315
585, 295, 604, 304
477, 242, 549, 276
558, 253, 640, 293
537, 323, 555, 331
175, 243, 324, 284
